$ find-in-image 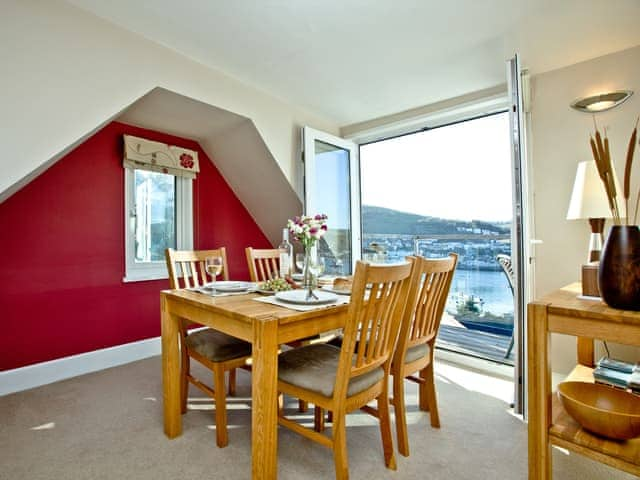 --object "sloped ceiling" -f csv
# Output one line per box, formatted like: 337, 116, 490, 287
66, 0, 640, 126
118, 88, 302, 245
